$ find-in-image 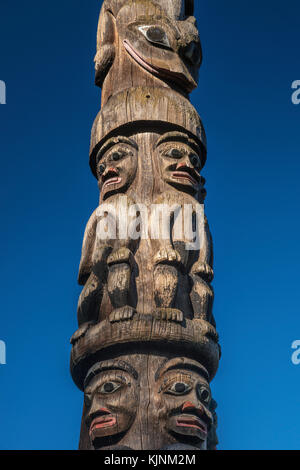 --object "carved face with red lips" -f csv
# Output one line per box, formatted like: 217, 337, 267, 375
84, 361, 139, 448
156, 132, 205, 196
156, 359, 213, 447
95, 136, 138, 200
